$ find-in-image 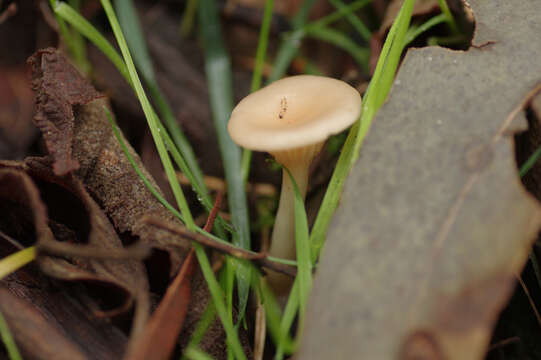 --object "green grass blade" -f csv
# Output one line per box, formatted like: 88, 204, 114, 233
258, 280, 295, 354
284, 167, 312, 332
310, 0, 415, 259
241, 0, 275, 182
436, 0, 457, 33
54, 2, 212, 210
250, 0, 274, 93
180, 0, 199, 37
105, 108, 185, 221
269, 0, 371, 82
99, 0, 194, 228
306, 26, 369, 71
308, 0, 371, 30
54, 2, 130, 82
404, 14, 447, 46
99, 3, 246, 356
273, 1, 417, 355
0, 310, 22, 360
329, 0, 371, 42
108, 108, 296, 267
0, 247, 36, 280
274, 279, 300, 359
114, 0, 211, 229
193, 244, 247, 360
198, 0, 252, 321
106, 108, 246, 360
67, 0, 91, 73
181, 302, 216, 360
56, 3, 225, 234
268, 0, 319, 82
48, 0, 89, 71
184, 346, 215, 360
520, 145, 541, 177
115, 0, 156, 83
